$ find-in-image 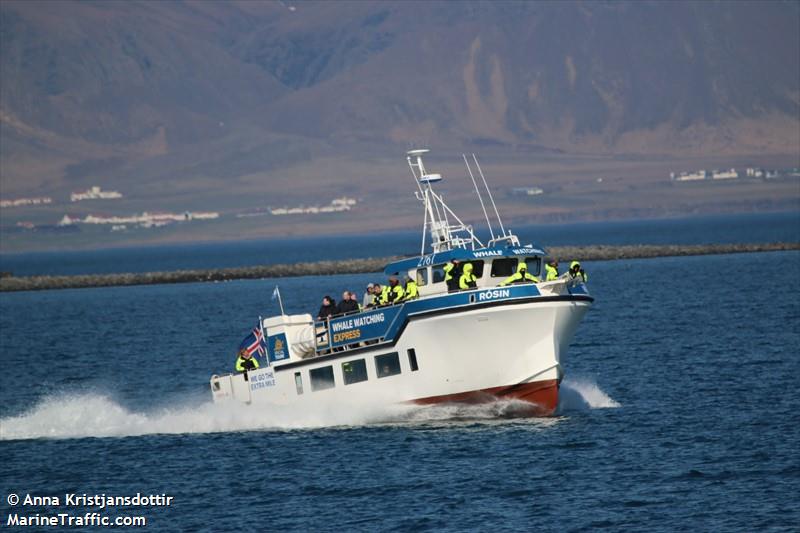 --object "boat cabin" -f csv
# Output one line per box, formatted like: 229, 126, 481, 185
383, 245, 548, 298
